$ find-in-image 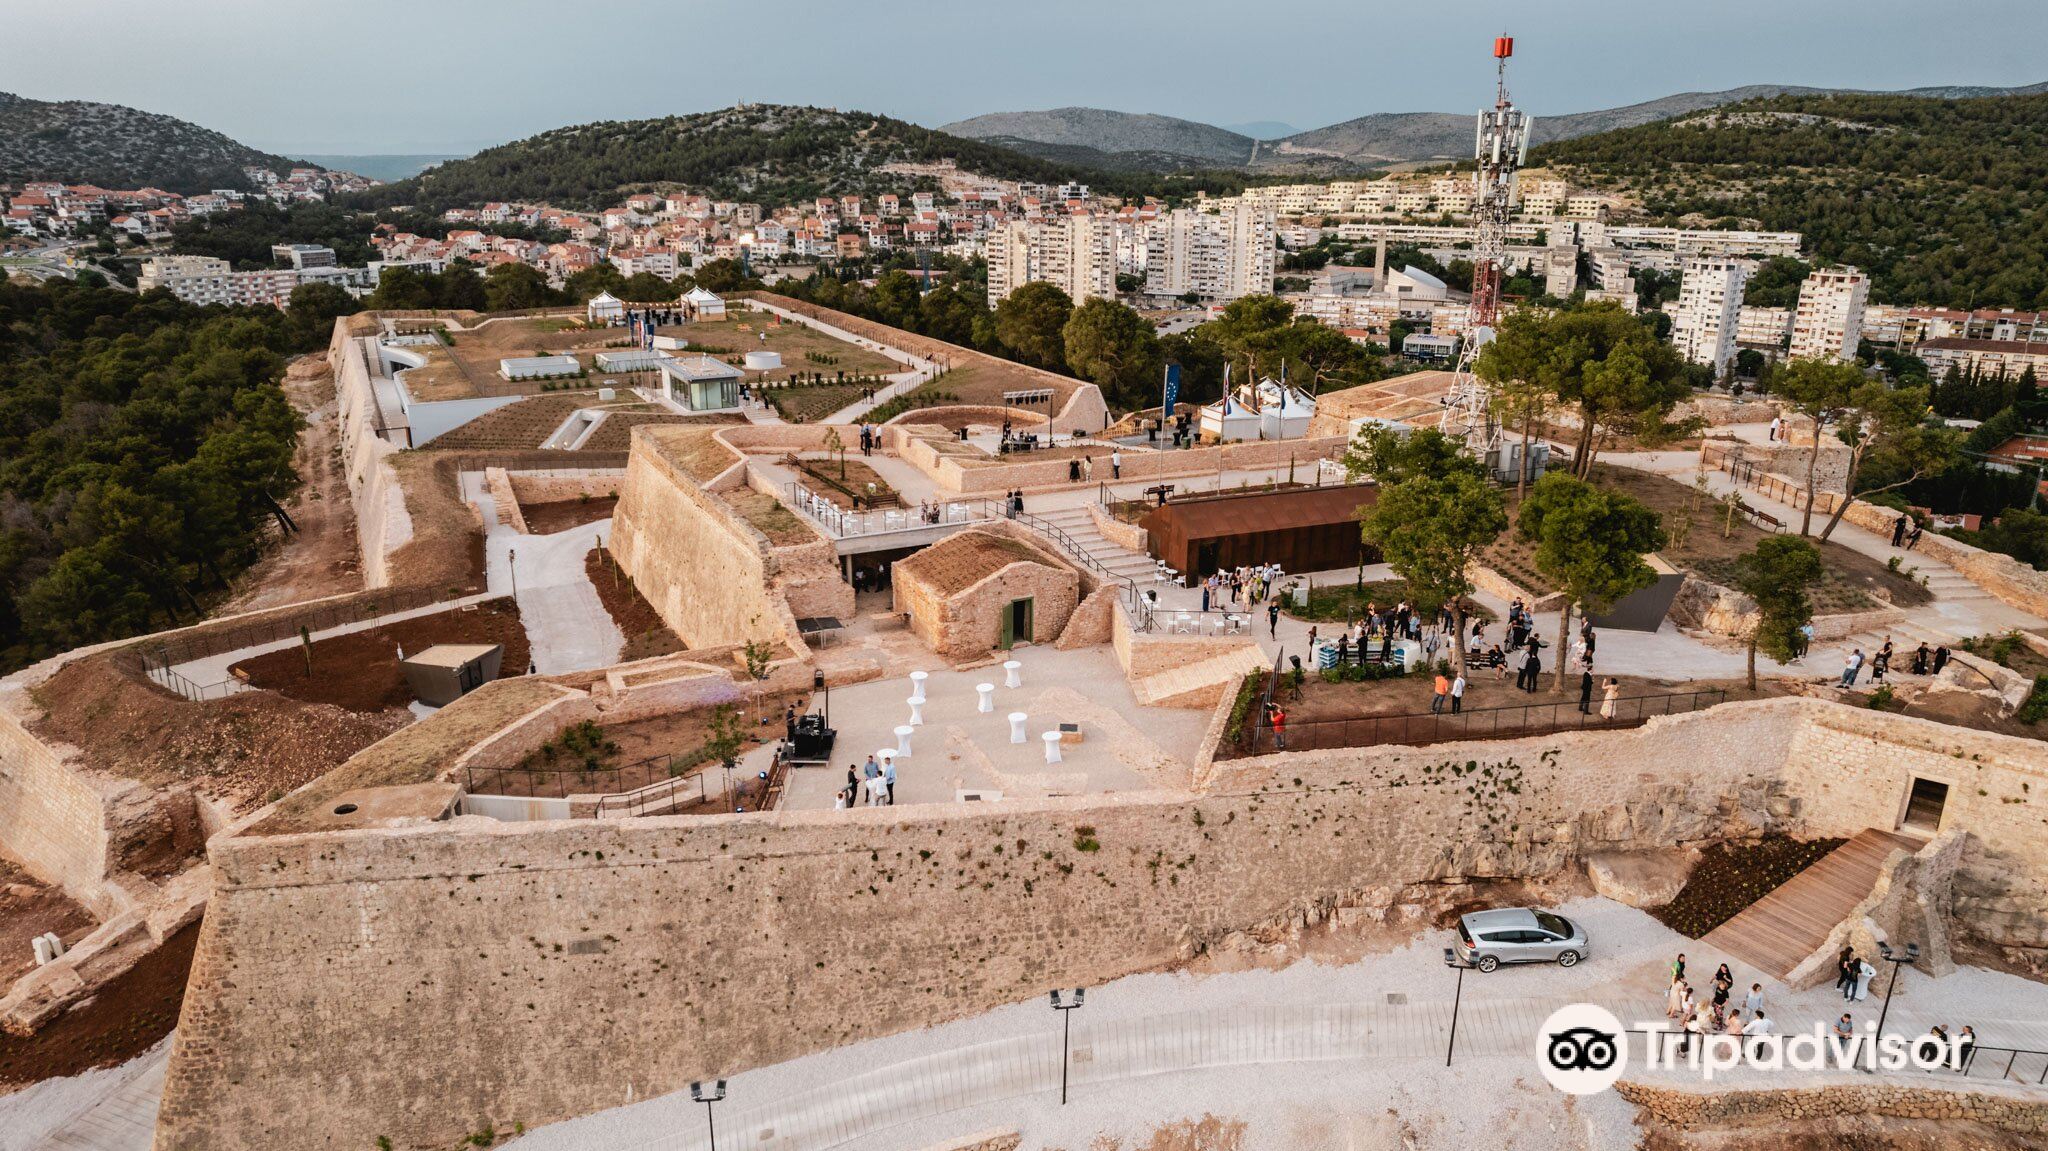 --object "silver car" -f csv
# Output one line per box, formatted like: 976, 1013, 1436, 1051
1455, 907, 1589, 971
